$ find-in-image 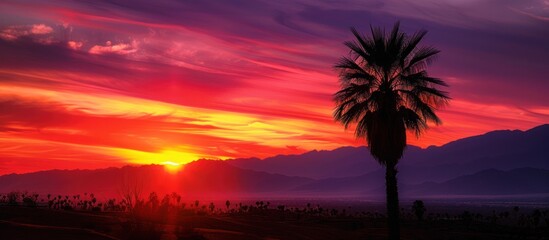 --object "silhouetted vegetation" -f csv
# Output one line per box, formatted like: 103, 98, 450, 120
412, 200, 426, 221
1, 192, 548, 239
